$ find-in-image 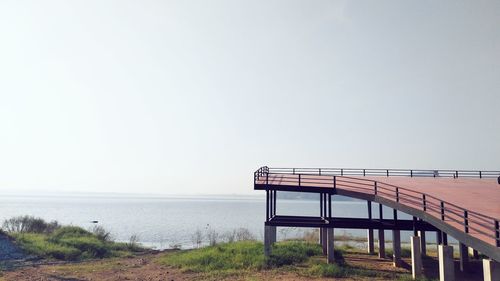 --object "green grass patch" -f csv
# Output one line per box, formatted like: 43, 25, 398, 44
158, 240, 324, 274
159, 241, 266, 272
11, 226, 145, 261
